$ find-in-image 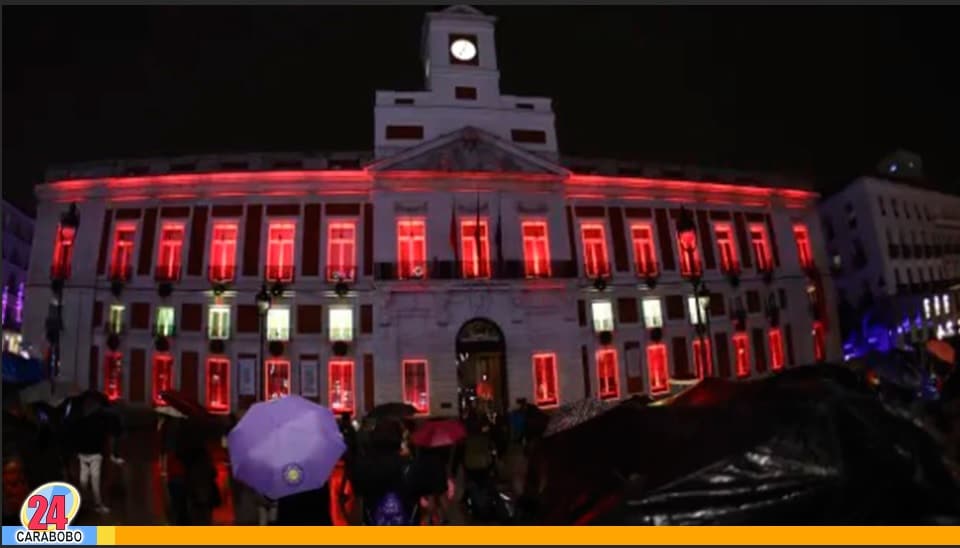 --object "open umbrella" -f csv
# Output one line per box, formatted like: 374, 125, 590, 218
59, 389, 109, 422
159, 389, 212, 419
227, 395, 345, 500
543, 398, 615, 437
367, 402, 418, 421
927, 340, 956, 366
410, 419, 466, 448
